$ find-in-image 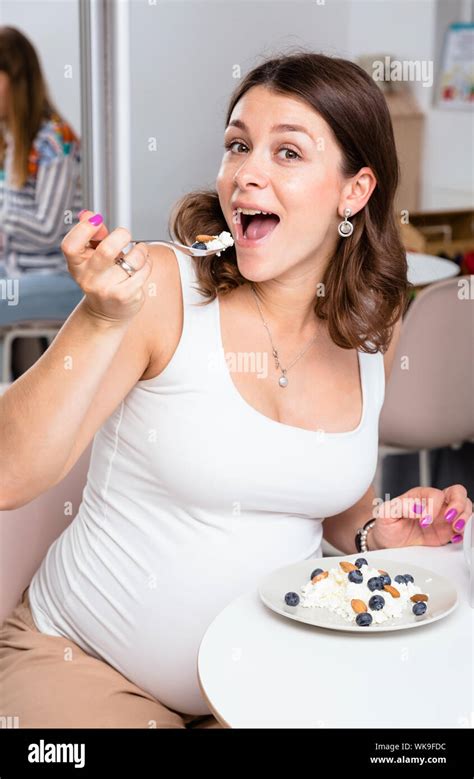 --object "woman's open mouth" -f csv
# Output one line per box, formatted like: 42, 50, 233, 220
233, 209, 280, 246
